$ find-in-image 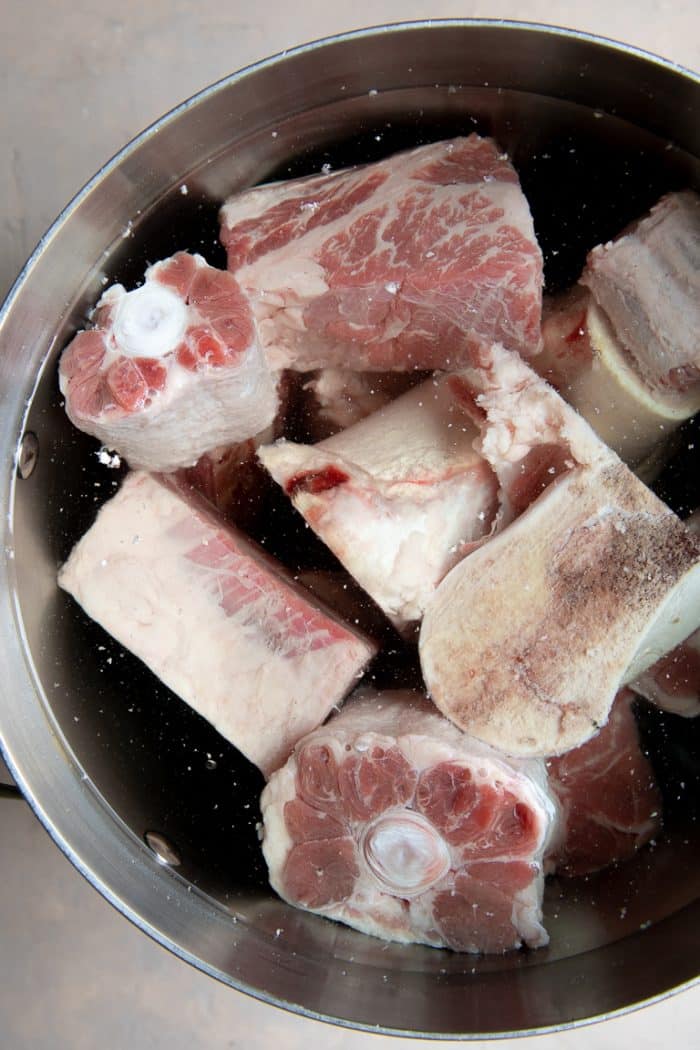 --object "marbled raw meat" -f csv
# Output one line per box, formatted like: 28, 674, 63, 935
220, 136, 543, 372
58, 471, 377, 775
59, 252, 279, 472
546, 690, 662, 877
258, 376, 499, 632
261, 689, 556, 952
420, 344, 700, 757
